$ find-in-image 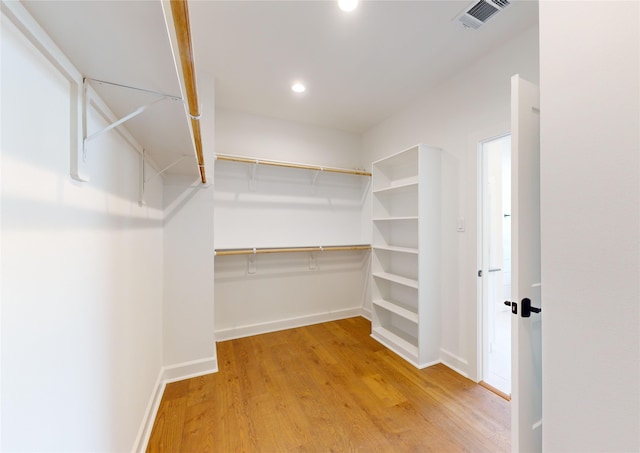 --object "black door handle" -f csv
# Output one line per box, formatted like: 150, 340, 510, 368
521, 297, 541, 318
